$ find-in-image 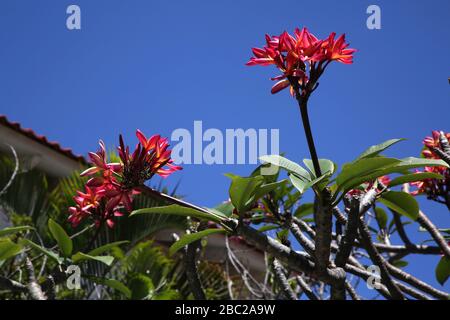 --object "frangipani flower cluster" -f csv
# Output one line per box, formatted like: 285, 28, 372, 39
68, 130, 182, 228
347, 175, 391, 197
410, 131, 450, 198
246, 27, 356, 94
